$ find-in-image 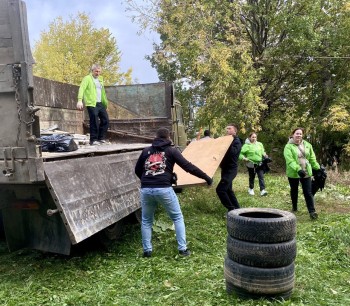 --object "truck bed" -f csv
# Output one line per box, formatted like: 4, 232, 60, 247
41, 142, 149, 160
